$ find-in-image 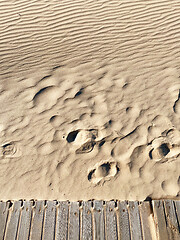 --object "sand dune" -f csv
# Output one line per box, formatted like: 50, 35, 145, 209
0, 0, 180, 201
